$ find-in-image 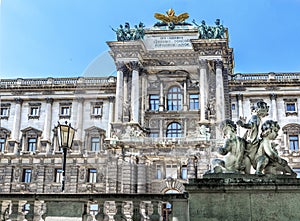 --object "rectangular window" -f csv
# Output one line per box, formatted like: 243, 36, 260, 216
189, 94, 199, 110
55, 169, 63, 183
0, 138, 5, 152
166, 164, 177, 179
91, 137, 100, 151
149, 95, 160, 111
286, 103, 296, 112
23, 169, 32, 183
91, 102, 103, 118
181, 165, 187, 180
93, 106, 102, 115
30, 107, 39, 116
156, 165, 162, 179
0, 107, 9, 117
28, 138, 37, 152
289, 135, 299, 151
60, 106, 70, 116
88, 169, 97, 183
231, 103, 236, 110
